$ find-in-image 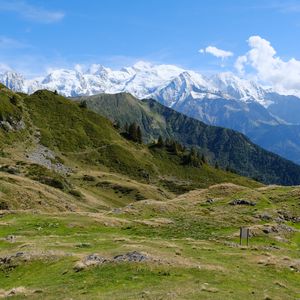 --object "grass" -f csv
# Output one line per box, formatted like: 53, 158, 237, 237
0, 88, 260, 213
0, 87, 299, 299
78, 92, 300, 186
0, 206, 299, 299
